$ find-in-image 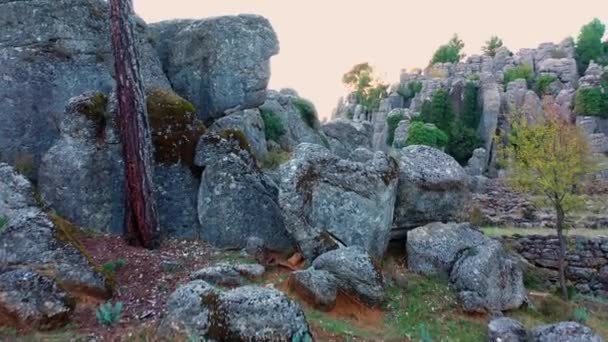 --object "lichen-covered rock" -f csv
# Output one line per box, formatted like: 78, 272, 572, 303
289, 269, 337, 311
393, 145, 470, 235
195, 132, 294, 251
150, 15, 279, 121
531, 322, 604, 342
407, 222, 526, 312
190, 263, 265, 287
0, 0, 169, 173
487, 317, 527, 342
478, 73, 500, 174
204, 286, 311, 341
312, 247, 385, 306
321, 119, 373, 159
407, 222, 487, 275
278, 143, 398, 260
260, 90, 327, 151
0, 268, 75, 331
39, 92, 125, 234
466, 148, 487, 176
39, 91, 204, 237
450, 240, 526, 312
209, 109, 268, 160
157, 280, 215, 339
536, 58, 579, 88
0, 163, 110, 329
